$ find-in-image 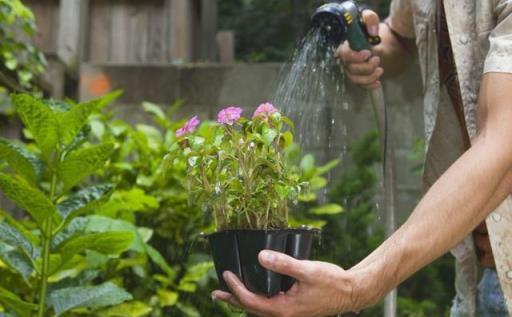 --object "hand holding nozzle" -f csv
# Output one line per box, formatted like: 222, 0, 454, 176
337, 10, 383, 90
